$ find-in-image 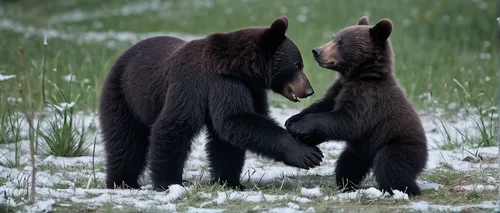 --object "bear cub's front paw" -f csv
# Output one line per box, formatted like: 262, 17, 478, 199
282, 141, 323, 169
286, 116, 315, 138
285, 113, 305, 128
